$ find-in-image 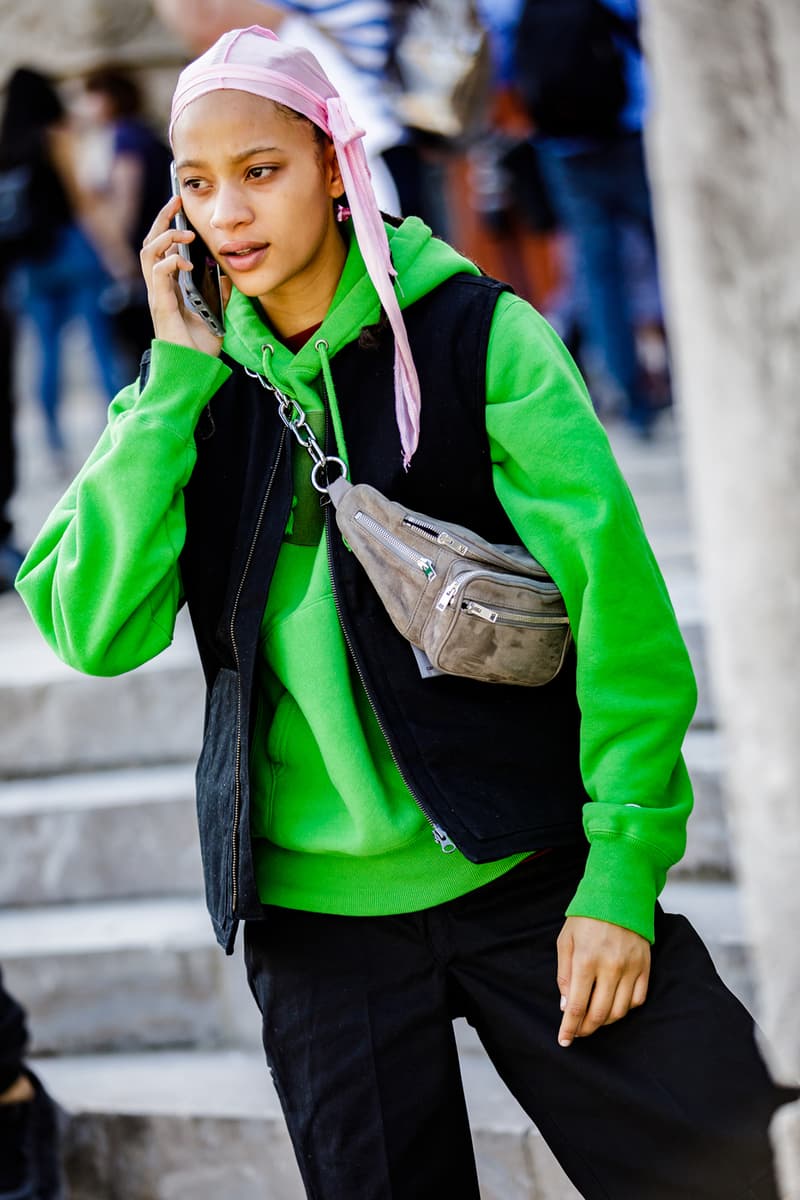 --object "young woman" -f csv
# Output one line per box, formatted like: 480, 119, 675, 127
16, 26, 794, 1200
